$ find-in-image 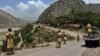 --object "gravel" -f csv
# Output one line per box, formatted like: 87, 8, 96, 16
82, 47, 100, 56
